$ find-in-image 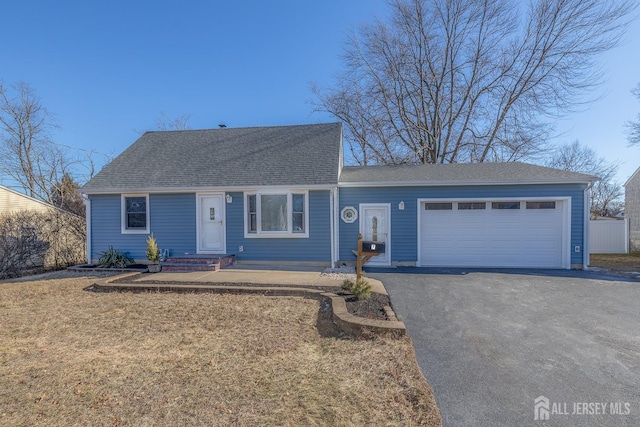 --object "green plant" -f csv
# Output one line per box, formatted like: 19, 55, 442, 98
341, 278, 372, 300
341, 279, 353, 291
97, 246, 134, 268
146, 234, 160, 263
